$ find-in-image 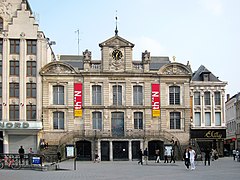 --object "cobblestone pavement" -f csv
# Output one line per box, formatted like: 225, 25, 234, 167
0, 157, 239, 180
